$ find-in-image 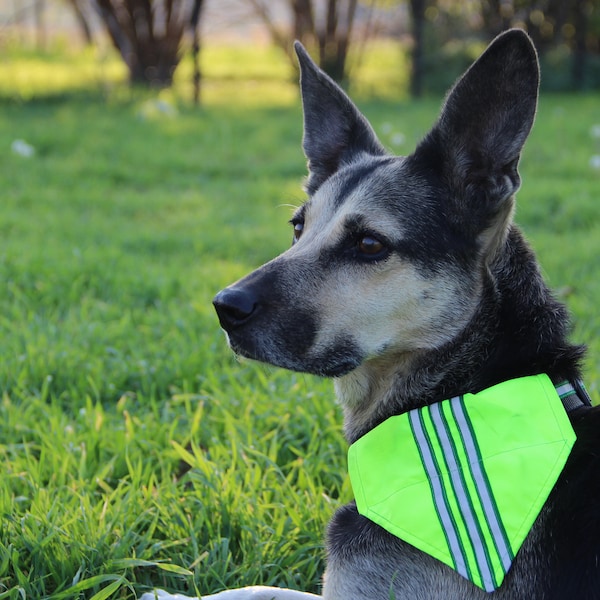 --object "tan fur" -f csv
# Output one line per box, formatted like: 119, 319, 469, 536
149, 31, 590, 600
